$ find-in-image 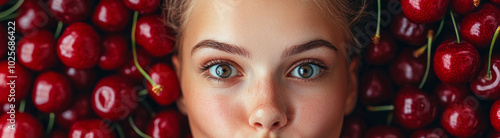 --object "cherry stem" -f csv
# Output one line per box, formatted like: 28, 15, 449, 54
435, 17, 445, 39
19, 99, 26, 113
114, 123, 125, 138
371, 0, 382, 44
141, 101, 156, 117
46, 113, 55, 134
474, 0, 480, 7
367, 105, 394, 112
128, 116, 152, 138
131, 11, 161, 94
0, 0, 23, 18
54, 21, 63, 38
386, 112, 393, 125
0, 12, 17, 21
139, 89, 149, 96
419, 30, 434, 89
450, 11, 460, 43
414, 18, 445, 57
486, 26, 500, 79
